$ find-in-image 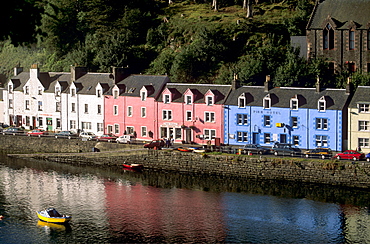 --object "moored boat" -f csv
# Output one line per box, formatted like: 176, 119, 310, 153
177, 147, 193, 152
122, 163, 144, 170
36, 208, 72, 224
